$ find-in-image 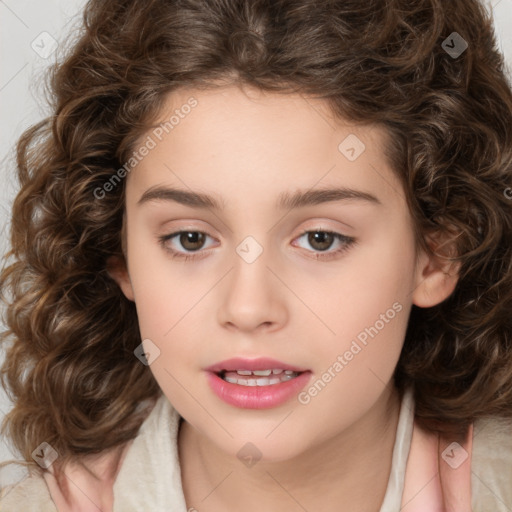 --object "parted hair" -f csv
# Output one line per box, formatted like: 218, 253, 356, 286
1, 0, 511, 490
